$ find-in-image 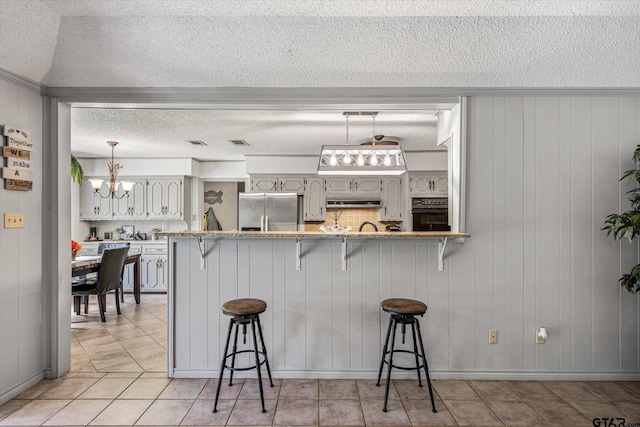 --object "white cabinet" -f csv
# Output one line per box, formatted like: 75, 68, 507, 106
410, 172, 448, 197
147, 178, 183, 219
325, 177, 381, 195
251, 176, 305, 194
304, 177, 325, 221
114, 179, 147, 219
79, 179, 113, 220
379, 177, 403, 221
140, 245, 168, 292
121, 244, 142, 292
